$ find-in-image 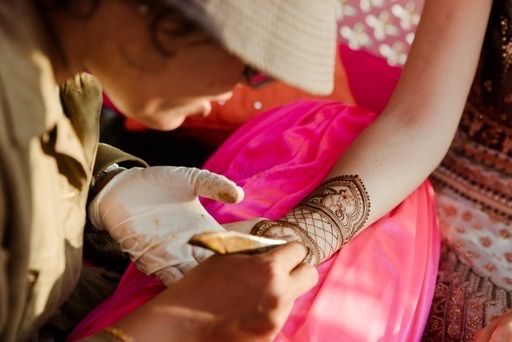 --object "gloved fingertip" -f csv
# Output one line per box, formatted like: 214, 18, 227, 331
155, 266, 185, 287
217, 184, 244, 204
234, 185, 245, 203
195, 170, 244, 203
